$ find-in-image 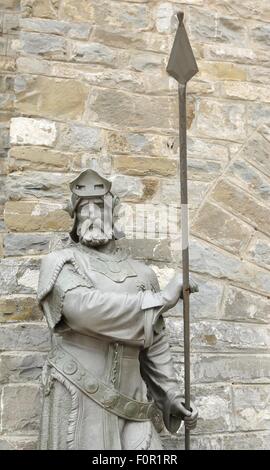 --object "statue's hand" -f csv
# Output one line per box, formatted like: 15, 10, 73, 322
162, 275, 199, 309
170, 400, 198, 431
180, 276, 199, 298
